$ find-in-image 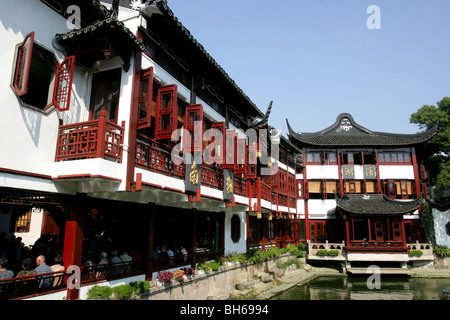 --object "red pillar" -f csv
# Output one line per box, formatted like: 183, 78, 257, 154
63, 196, 85, 300
411, 148, 421, 198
